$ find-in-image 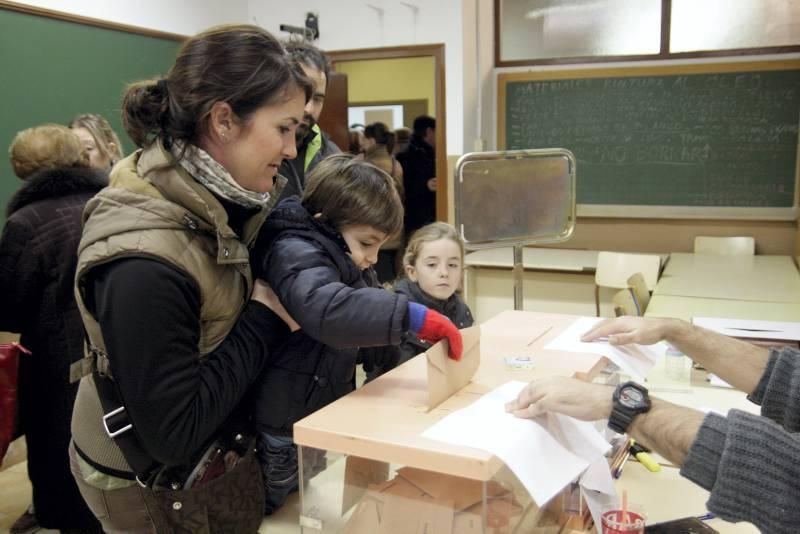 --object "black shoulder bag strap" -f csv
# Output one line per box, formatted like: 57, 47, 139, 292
88, 341, 161, 484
